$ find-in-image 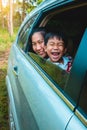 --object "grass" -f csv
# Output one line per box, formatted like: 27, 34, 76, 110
0, 27, 18, 130
0, 28, 18, 52
0, 66, 9, 130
